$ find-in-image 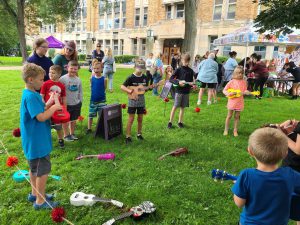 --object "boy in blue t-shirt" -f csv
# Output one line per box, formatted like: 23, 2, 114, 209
232, 127, 300, 225
86, 60, 107, 133
20, 63, 61, 209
